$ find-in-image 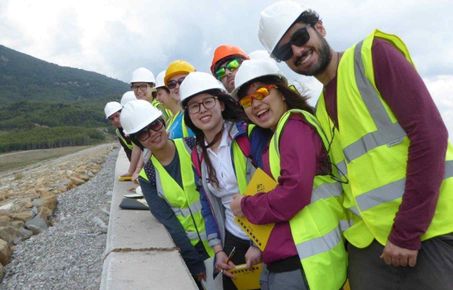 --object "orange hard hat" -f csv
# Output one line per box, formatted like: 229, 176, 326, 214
210, 44, 249, 73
